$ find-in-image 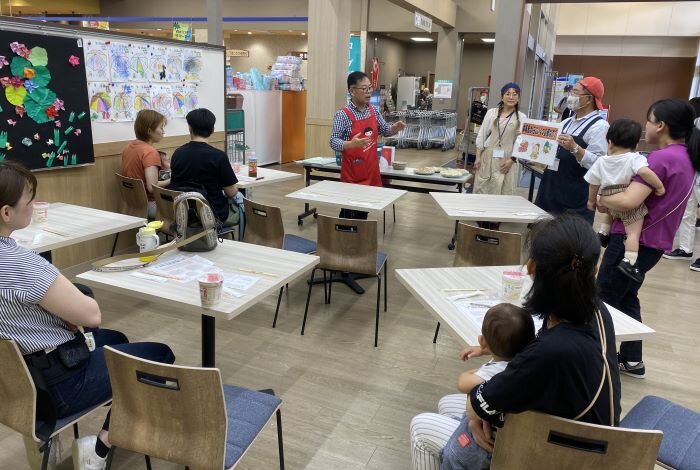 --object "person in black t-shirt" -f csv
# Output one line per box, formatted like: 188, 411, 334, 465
170, 108, 239, 225
410, 214, 621, 470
